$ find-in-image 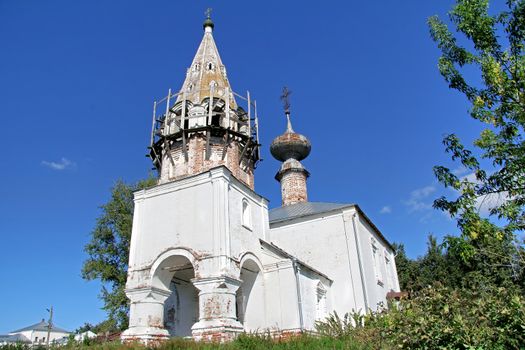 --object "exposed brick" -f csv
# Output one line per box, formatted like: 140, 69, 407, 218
159, 133, 254, 190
